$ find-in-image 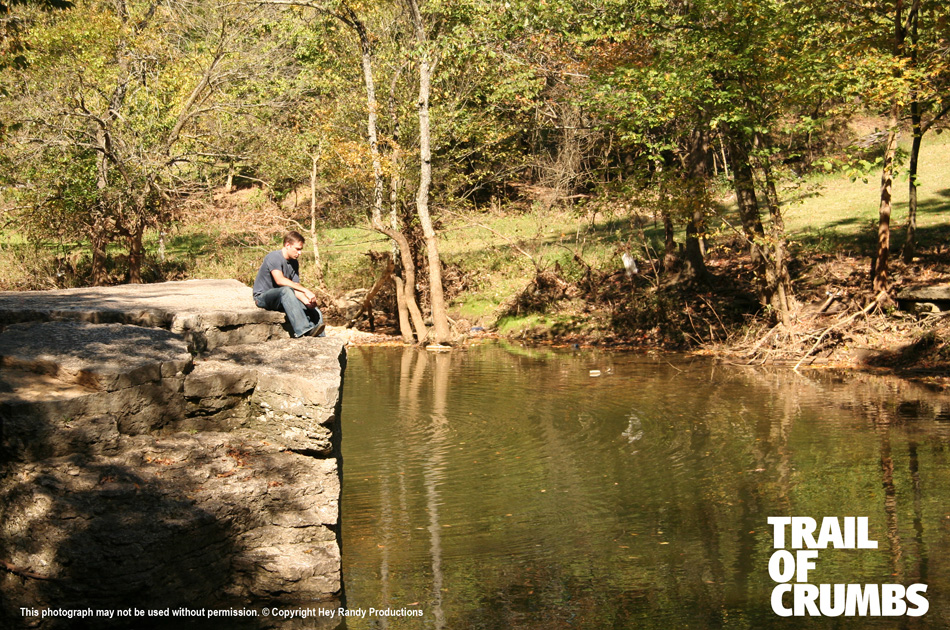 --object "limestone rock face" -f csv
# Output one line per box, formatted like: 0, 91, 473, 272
1, 321, 192, 461
3, 433, 341, 607
0, 281, 346, 629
